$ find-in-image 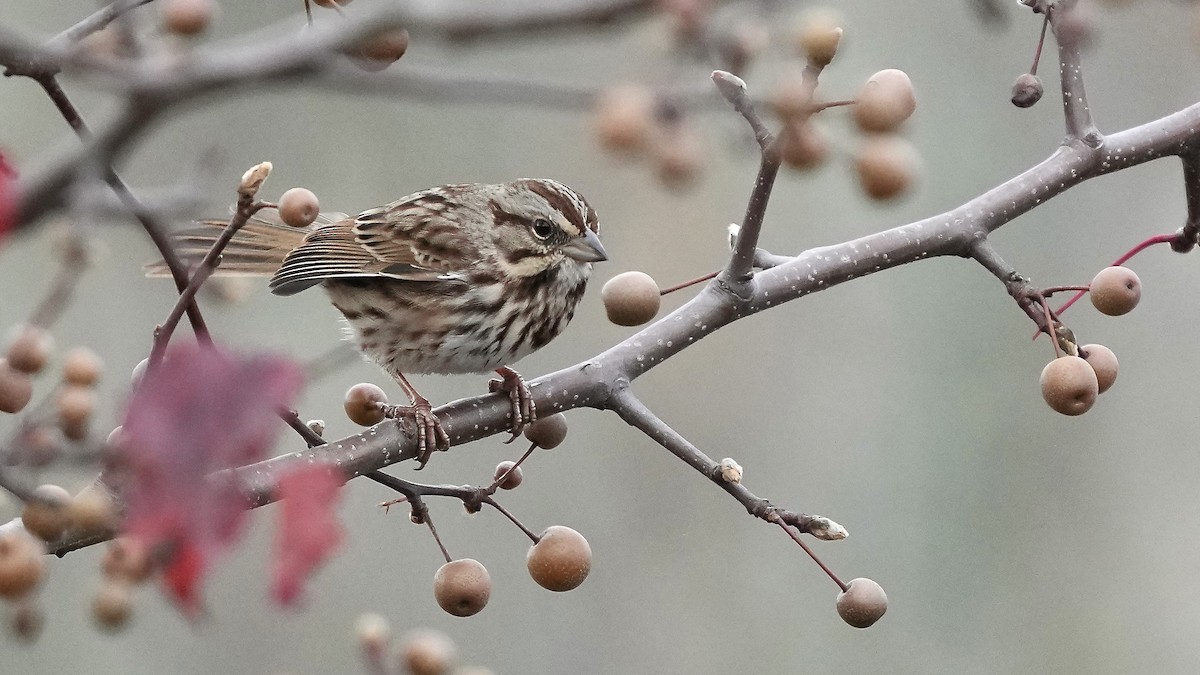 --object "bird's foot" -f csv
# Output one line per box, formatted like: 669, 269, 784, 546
489, 366, 536, 443
382, 396, 449, 469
